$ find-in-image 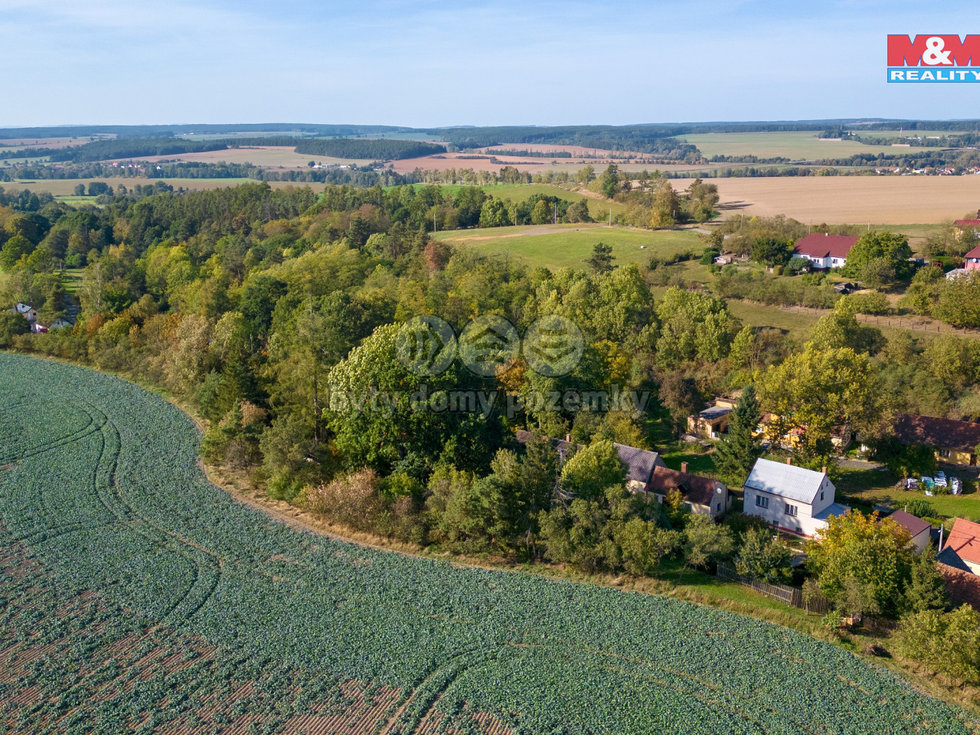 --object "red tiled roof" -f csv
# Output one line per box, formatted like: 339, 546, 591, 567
794, 233, 859, 259
938, 563, 980, 611
955, 219, 980, 229
645, 465, 722, 508
893, 413, 980, 453
944, 518, 980, 566
965, 244, 980, 259
888, 510, 931, 540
